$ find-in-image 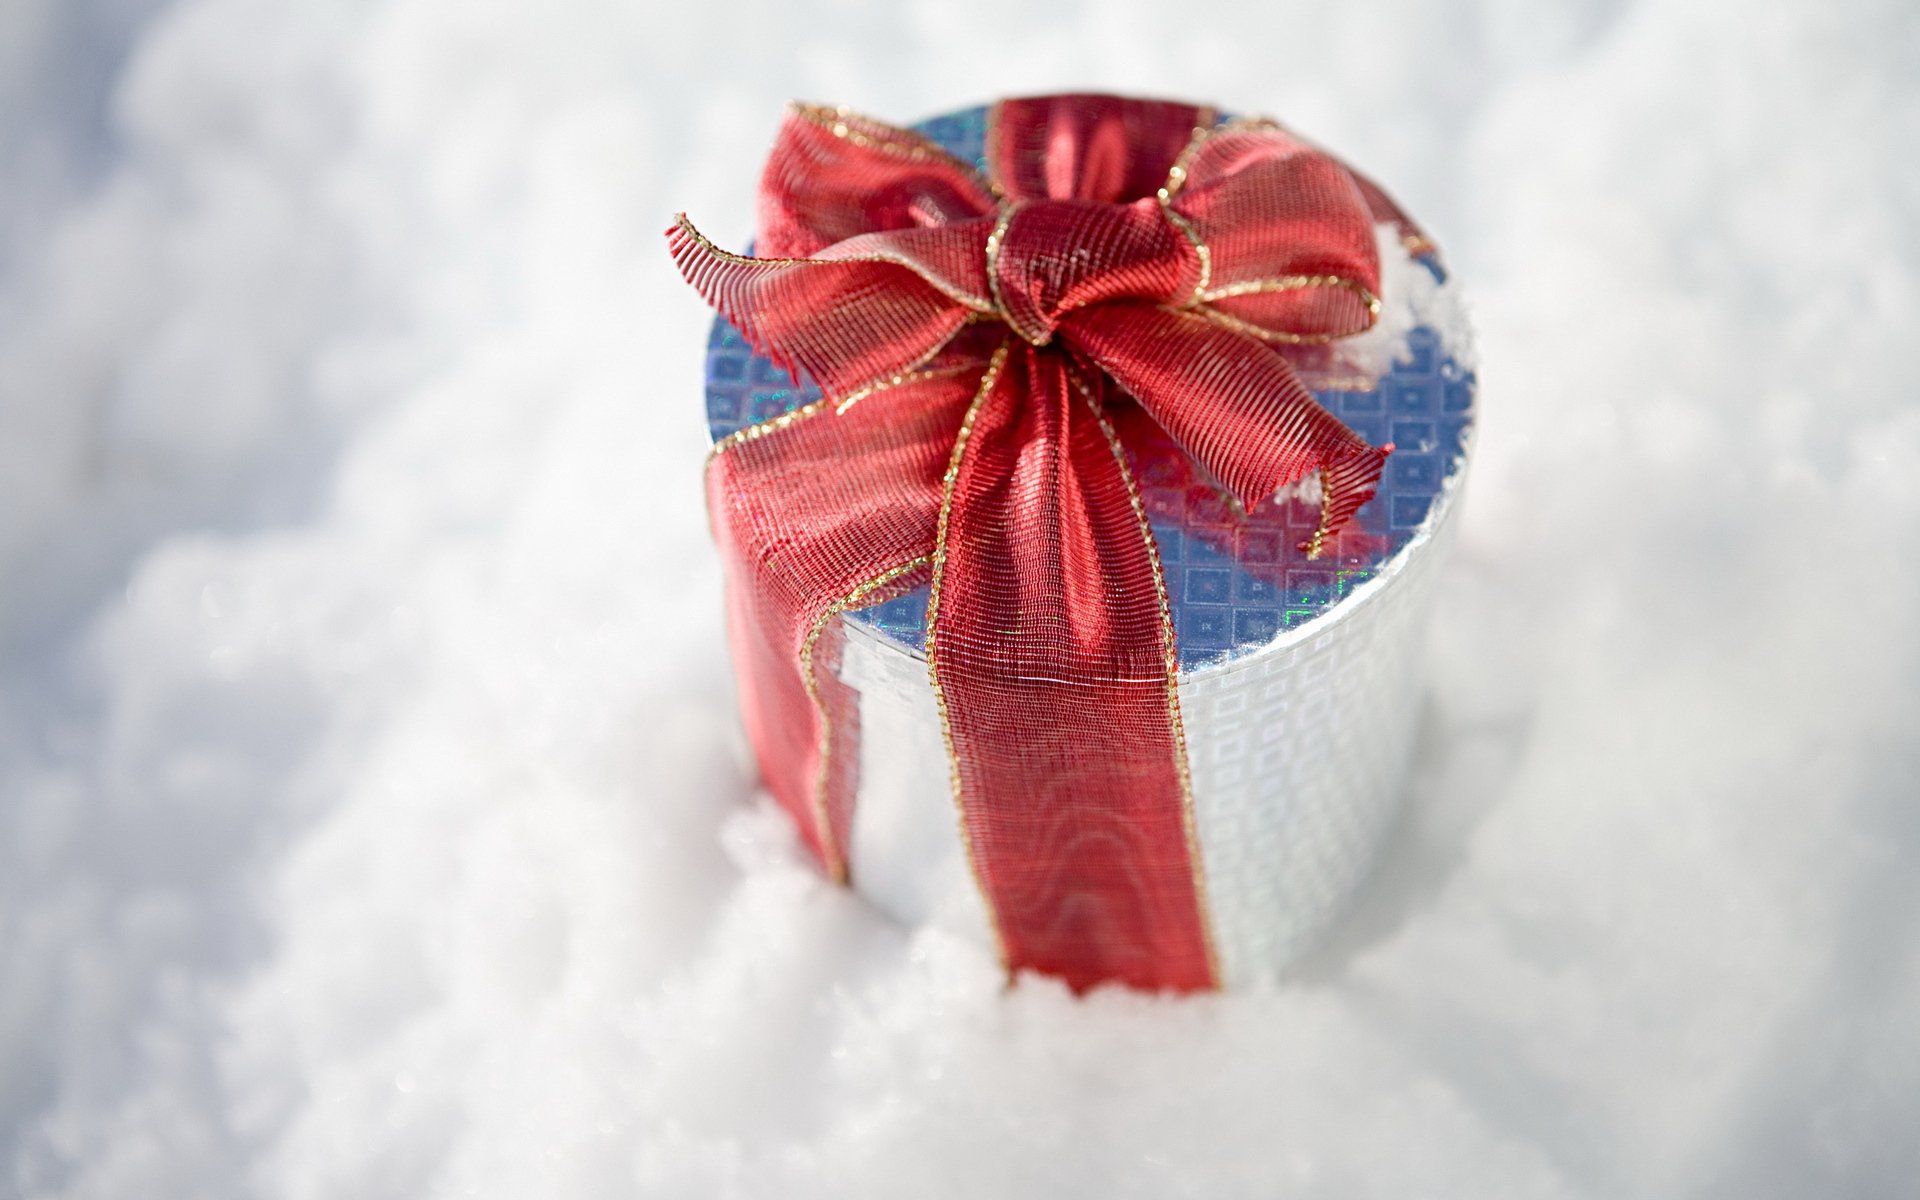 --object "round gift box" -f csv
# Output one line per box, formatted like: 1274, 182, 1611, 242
701, 105, 1475, 985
